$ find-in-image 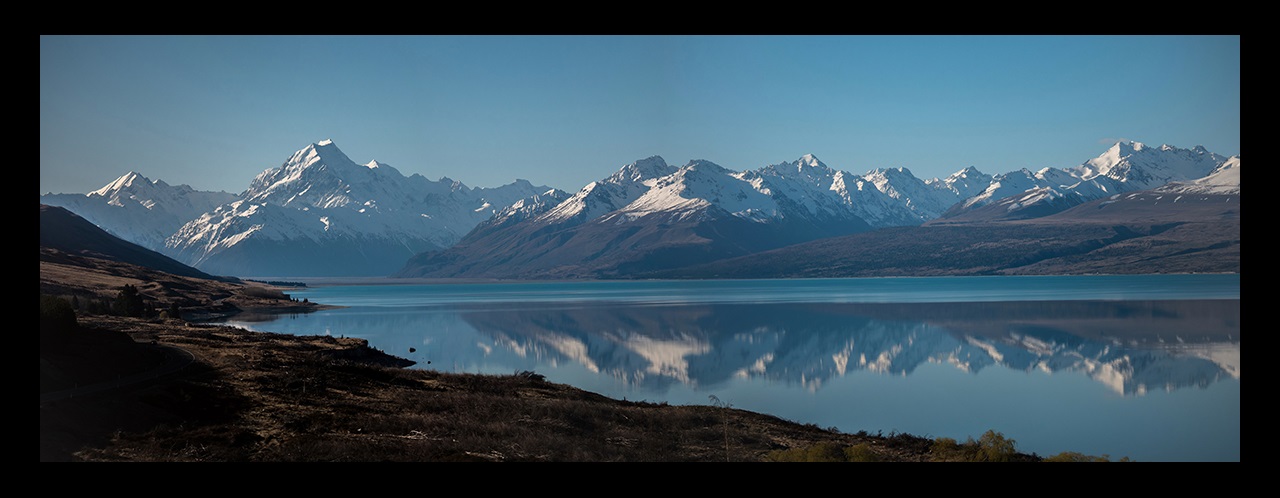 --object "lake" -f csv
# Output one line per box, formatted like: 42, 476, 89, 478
220, 274, 1240, 462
